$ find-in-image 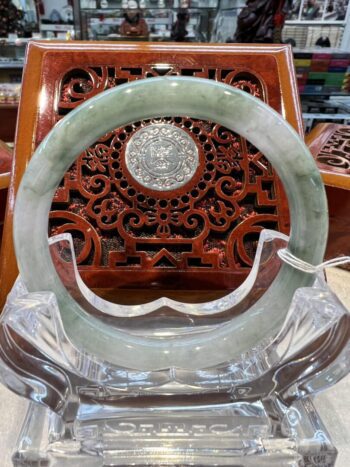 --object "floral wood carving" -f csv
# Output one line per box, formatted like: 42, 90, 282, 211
49, 64, 289, 290
315, 126, 350, 175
